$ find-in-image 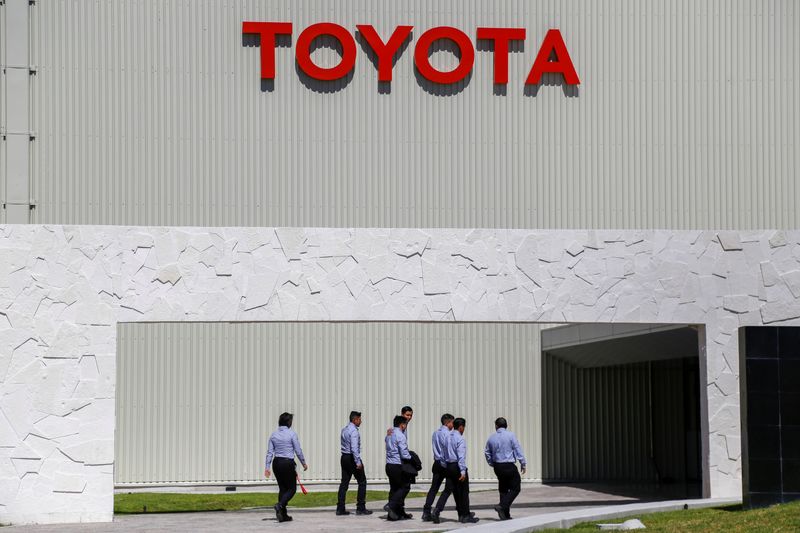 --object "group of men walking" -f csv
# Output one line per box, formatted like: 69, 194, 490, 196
263, 406, 527, 524
419, 413, 478, 524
